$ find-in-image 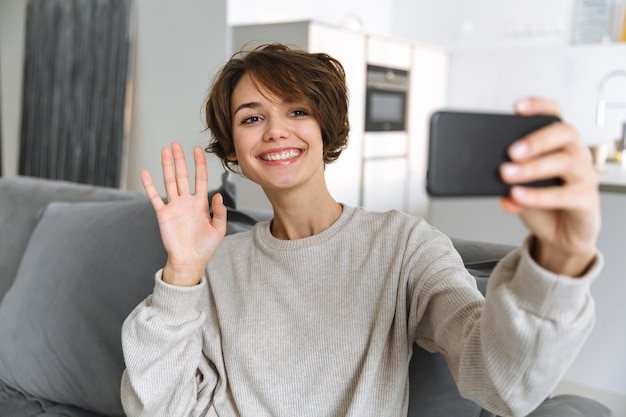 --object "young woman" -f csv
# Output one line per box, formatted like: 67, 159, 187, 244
121, 43, 602, 417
